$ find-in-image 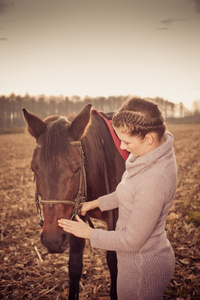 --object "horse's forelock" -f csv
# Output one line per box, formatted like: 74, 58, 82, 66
40, 116, 72, 170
